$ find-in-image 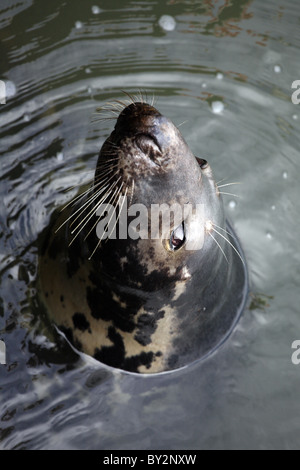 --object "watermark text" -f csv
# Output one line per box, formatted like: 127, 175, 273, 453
291, 340, 300, 365
95, 197, 205, 250
0, 340, 6, 364
0, 80, 6, 104
291, 80, 300, 105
